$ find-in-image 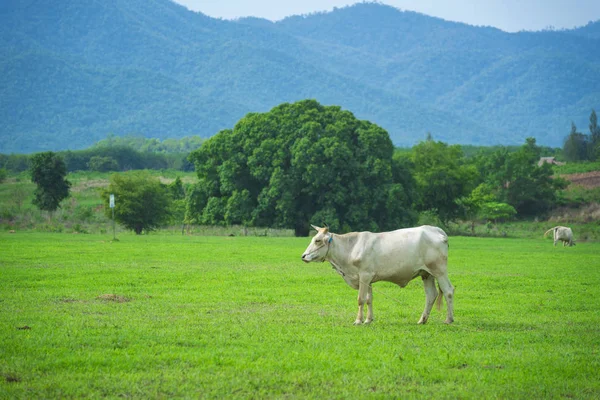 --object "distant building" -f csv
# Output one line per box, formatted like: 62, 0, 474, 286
538, 157, 565, 167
